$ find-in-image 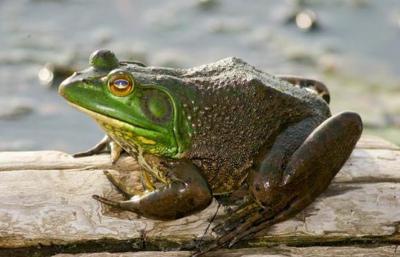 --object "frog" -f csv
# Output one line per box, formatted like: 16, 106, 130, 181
59, 49, 362, 253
